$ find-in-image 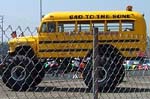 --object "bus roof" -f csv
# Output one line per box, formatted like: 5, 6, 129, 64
42, 10, 144, 21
